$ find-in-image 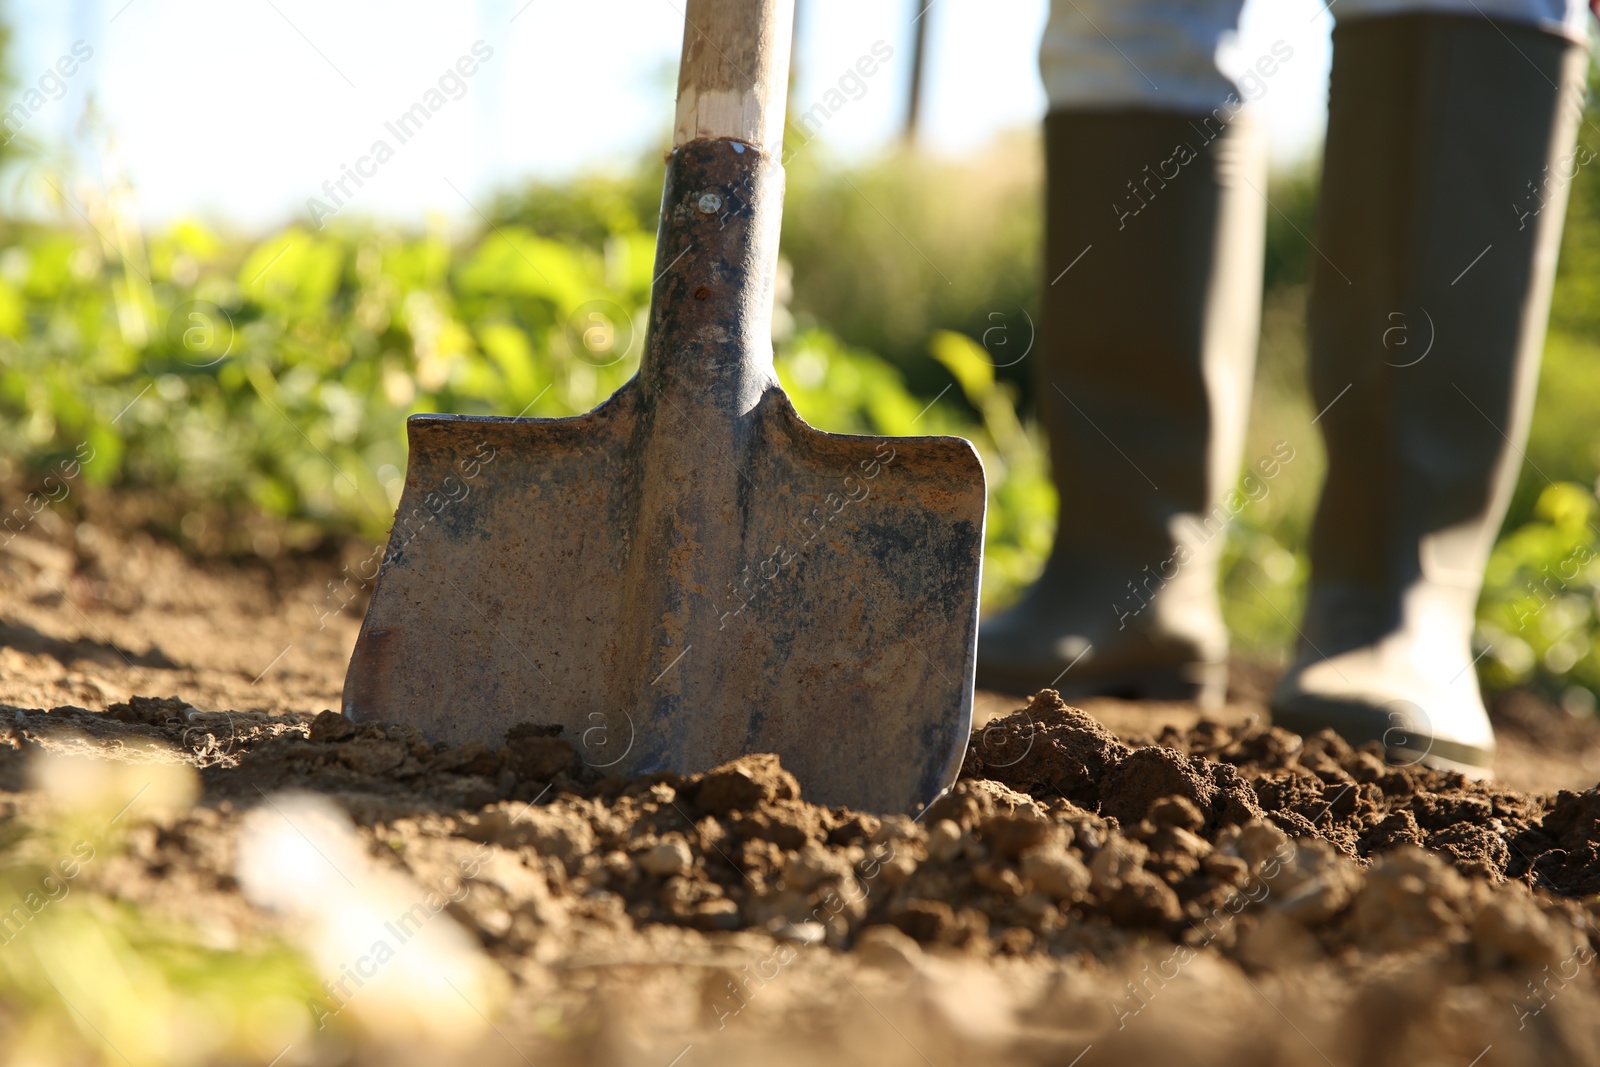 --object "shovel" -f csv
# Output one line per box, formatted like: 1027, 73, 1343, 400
342, 0, 986, 815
